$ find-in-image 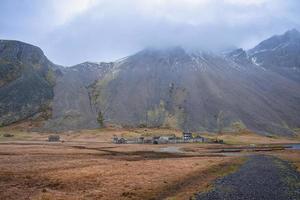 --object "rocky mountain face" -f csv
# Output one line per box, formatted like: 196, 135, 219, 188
248, 29, 300, 82
0, 40, 59, 126
44, 62, 113, 131
0, 30, 300, 135
90, 46, 300, 135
